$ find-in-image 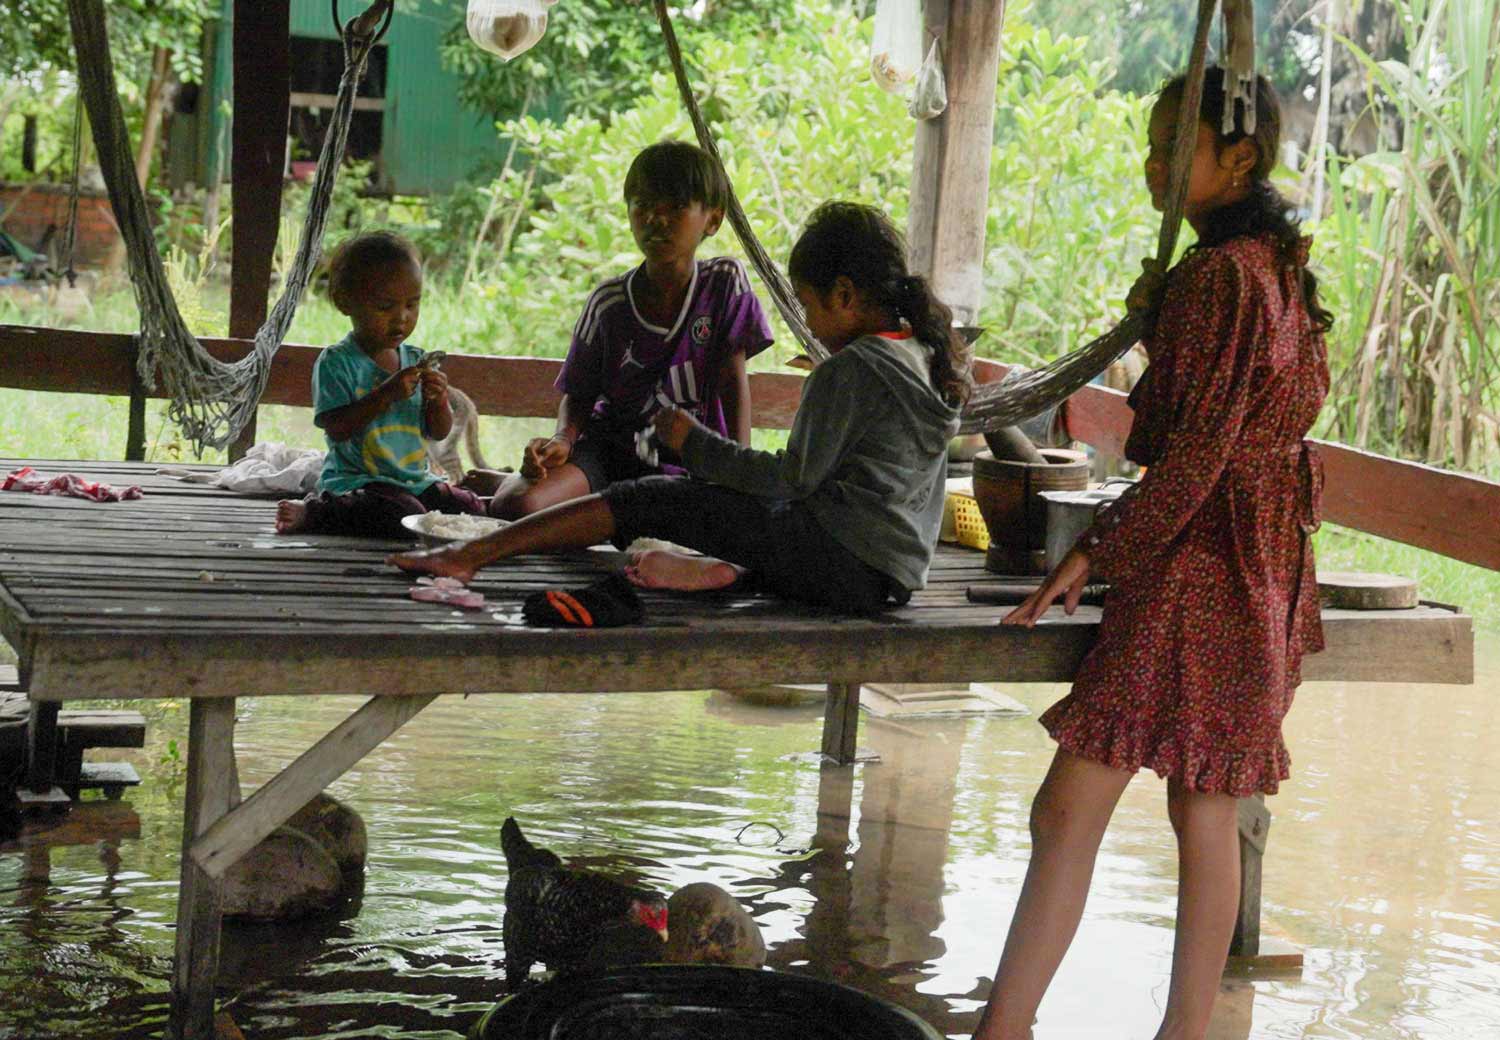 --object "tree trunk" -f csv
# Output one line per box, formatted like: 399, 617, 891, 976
135, 46, 172, 191
21, 114, 38, 173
